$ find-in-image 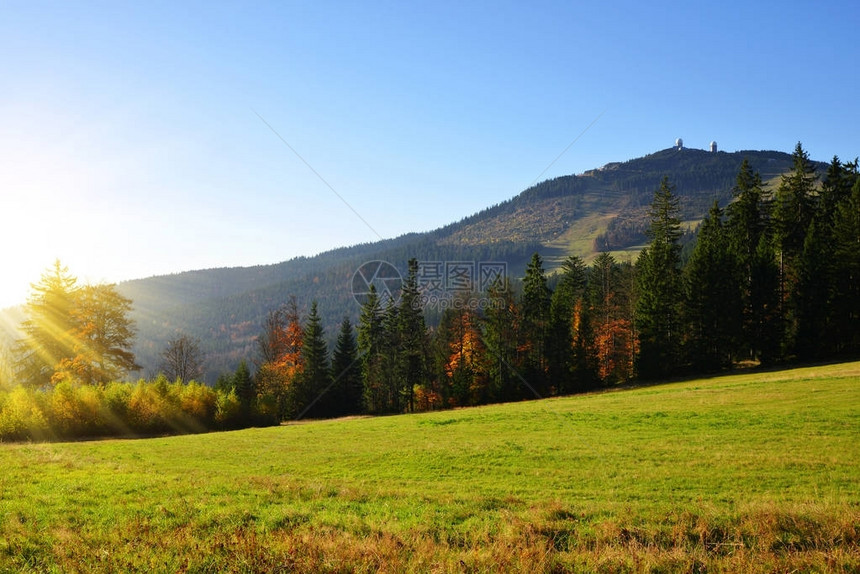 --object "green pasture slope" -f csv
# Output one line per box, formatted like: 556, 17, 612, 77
1, 363, 858, 572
